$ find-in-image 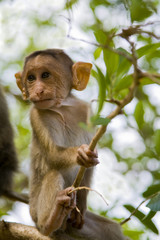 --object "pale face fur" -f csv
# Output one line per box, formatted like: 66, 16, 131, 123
23, 55, 72, 109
